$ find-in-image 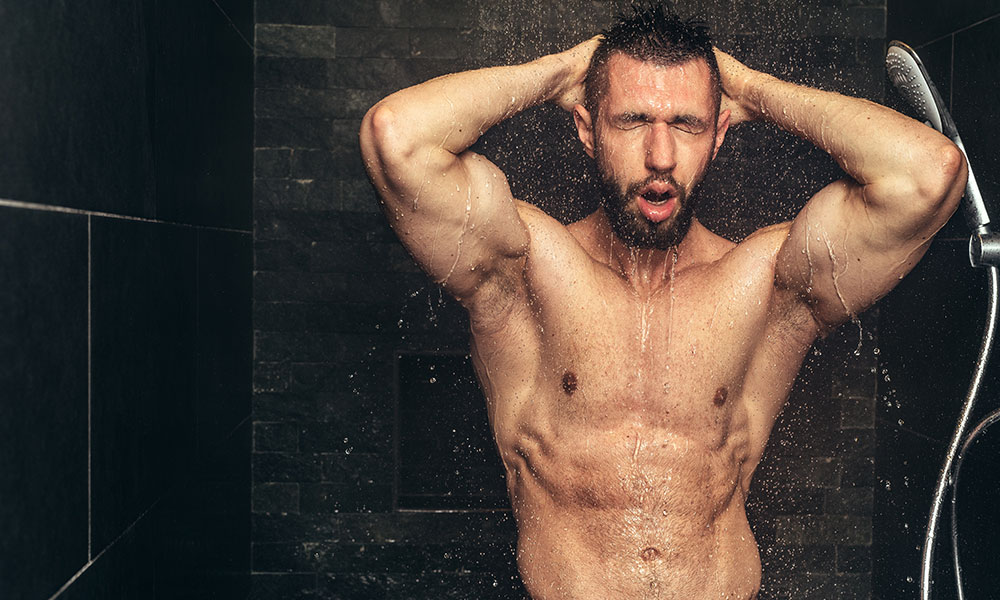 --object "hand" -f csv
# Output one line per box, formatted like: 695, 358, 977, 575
714, 47, 758, 126
551, 36, 602, 112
